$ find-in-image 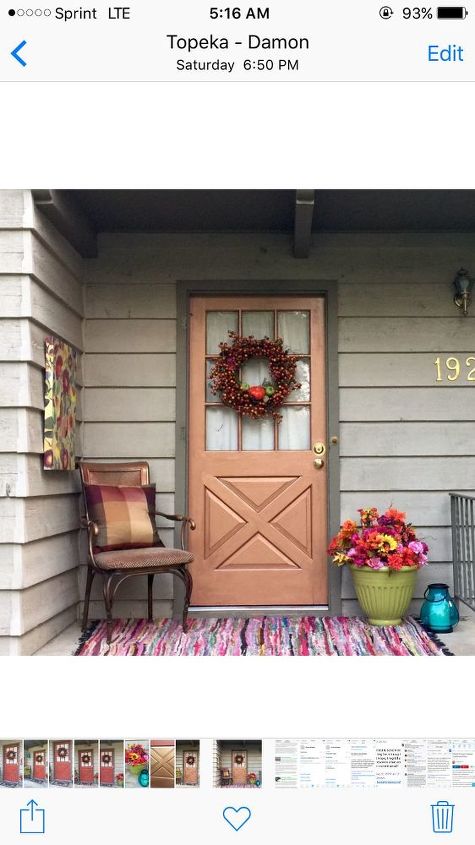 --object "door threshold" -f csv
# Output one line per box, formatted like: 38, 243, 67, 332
189, 605, 329, 615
